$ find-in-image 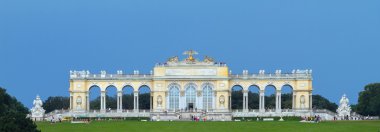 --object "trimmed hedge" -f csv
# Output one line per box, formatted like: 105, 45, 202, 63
73, 117, 150, 121
232, 116, 302, 121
